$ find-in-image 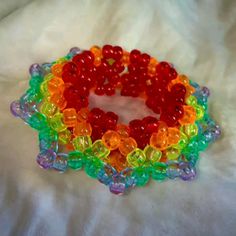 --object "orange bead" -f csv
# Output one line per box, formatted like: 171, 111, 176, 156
121, 51, 130, 65
157, 121, 168, 134
90, 45, 102, 57
119, 137, 137, 156
107, 150, 127, 172
150, 132, 168, 150
179, 105, 196, 125
148, 57, 158, 76
186, 85, 195, 97
116, 124, 130, 139
167, 127, 181, 145
63, 108, 77, 127
51, 63, 64, 77
77, 108, 89, 122
74, 121, 92, 136
50, 93, 67, 110
102, 130, 121, 150
94, 56, 101, 67
48, 77, 64, 94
